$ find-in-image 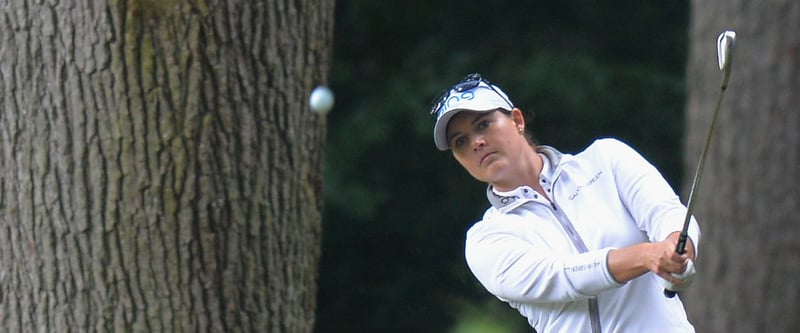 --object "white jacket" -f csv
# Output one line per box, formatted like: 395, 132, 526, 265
465, 138, 700, 333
